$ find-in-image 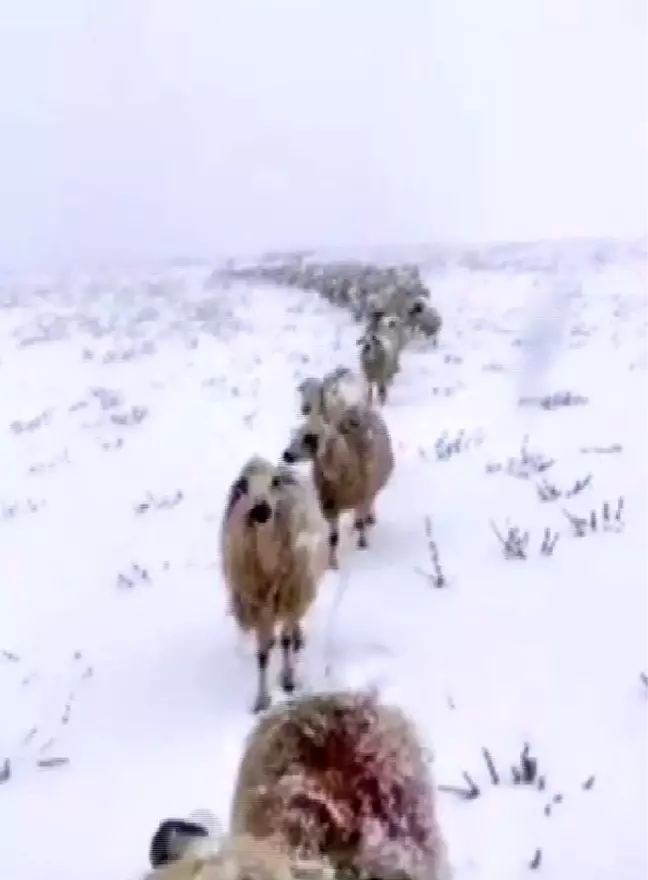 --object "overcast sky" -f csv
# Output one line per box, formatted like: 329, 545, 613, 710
0, 0, 645, 269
